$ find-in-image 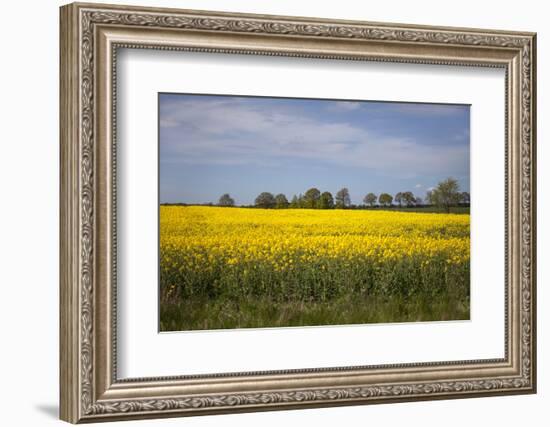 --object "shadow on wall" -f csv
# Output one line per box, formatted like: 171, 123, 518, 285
35, 404, 58, 419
